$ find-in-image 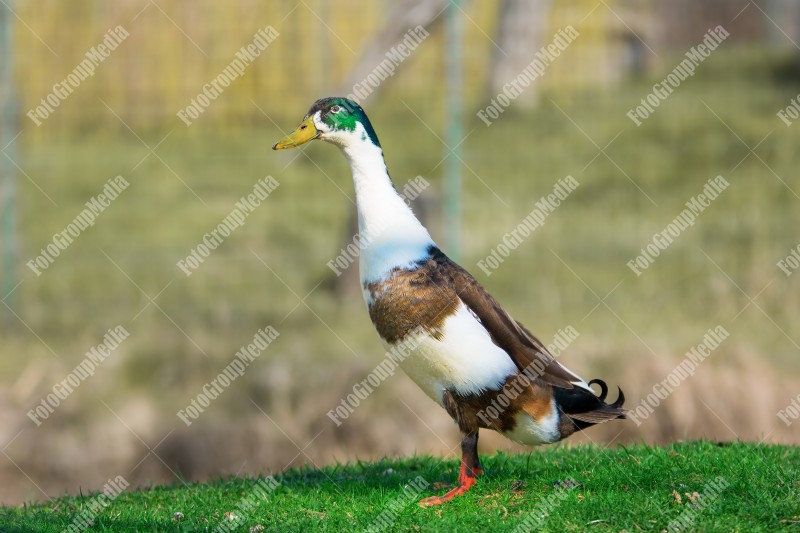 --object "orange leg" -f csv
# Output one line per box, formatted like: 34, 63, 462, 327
419, 431, 483, 507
